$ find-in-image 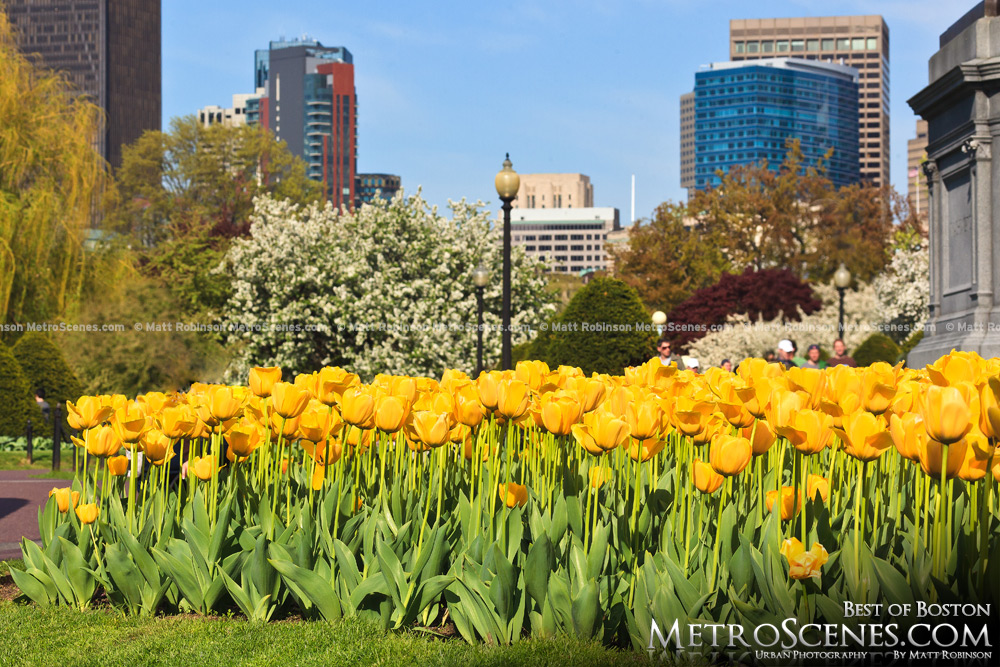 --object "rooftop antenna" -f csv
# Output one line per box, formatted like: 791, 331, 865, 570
630, 174, 636, 224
